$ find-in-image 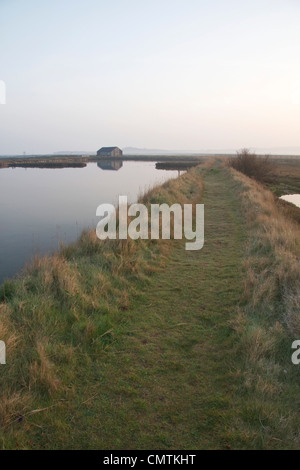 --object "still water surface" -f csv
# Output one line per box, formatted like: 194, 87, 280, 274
280, 194, 300, 209
0, 161, 178, 284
